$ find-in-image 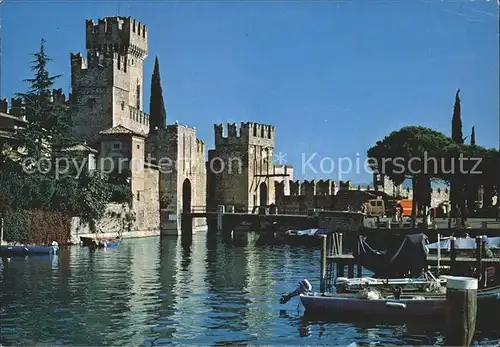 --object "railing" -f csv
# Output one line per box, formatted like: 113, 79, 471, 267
129, 106, 150, 126
180, 205, 312, 215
